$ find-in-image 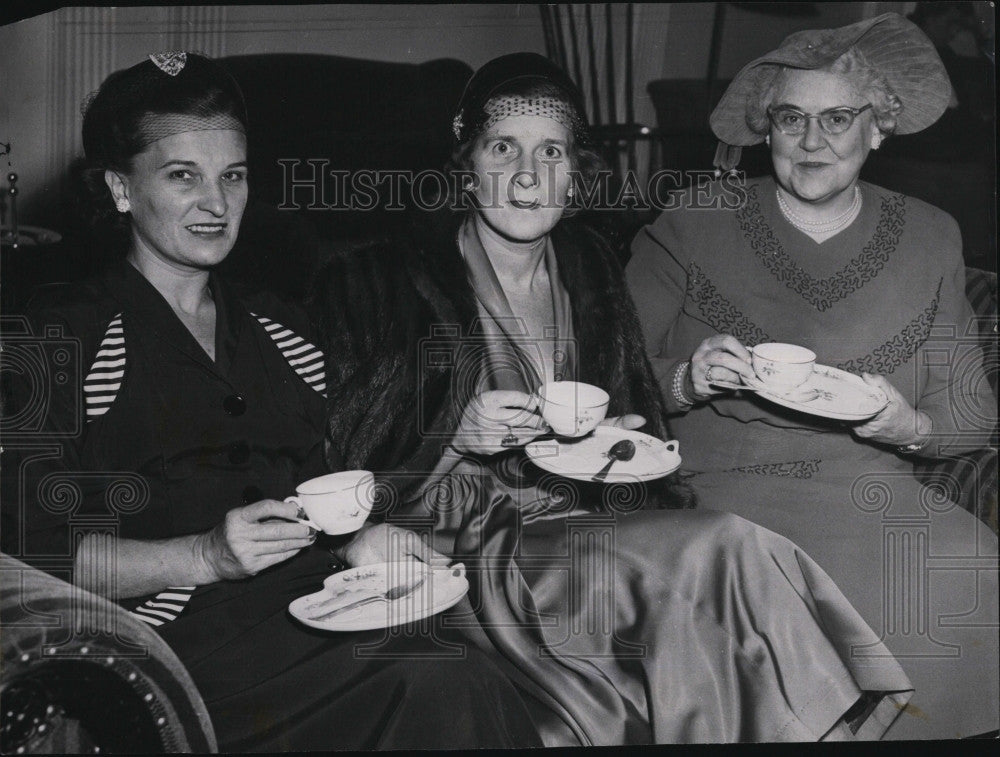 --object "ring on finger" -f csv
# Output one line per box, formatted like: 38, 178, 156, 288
501, 427, 519, 447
